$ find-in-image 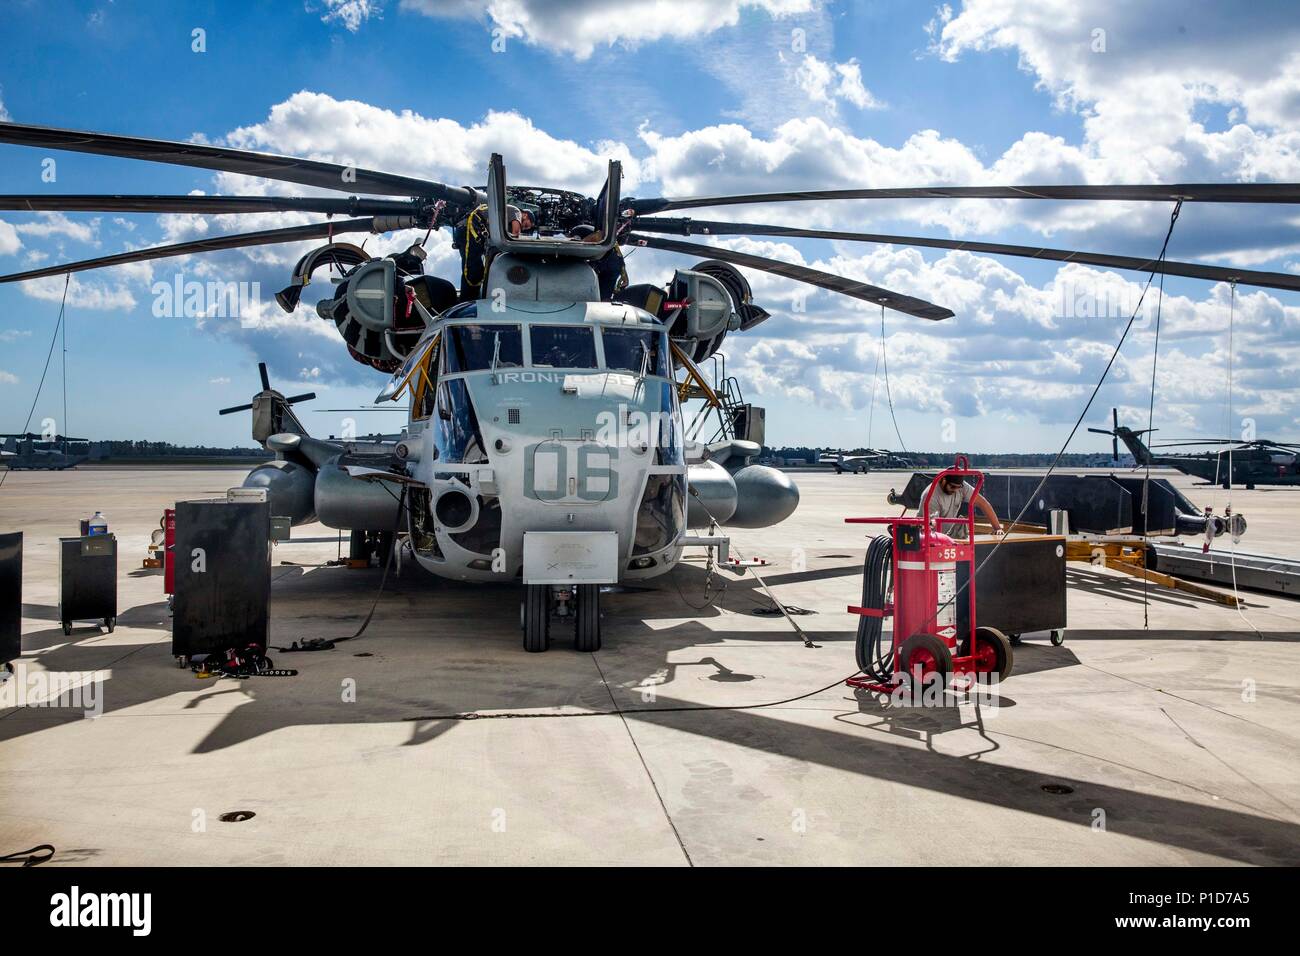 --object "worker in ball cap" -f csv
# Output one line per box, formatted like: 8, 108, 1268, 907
931, 472, 1003, 539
